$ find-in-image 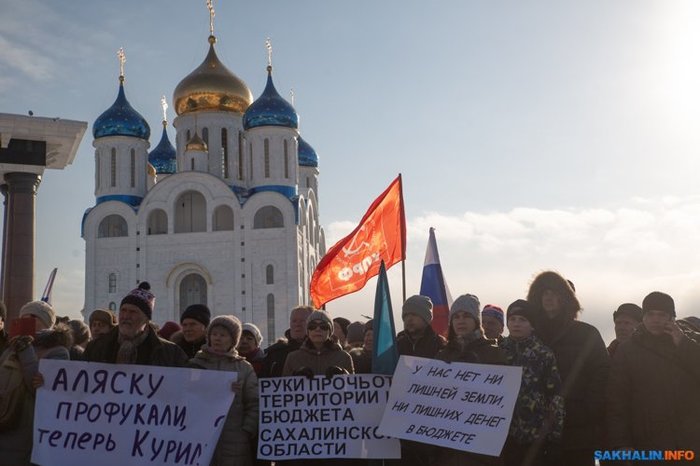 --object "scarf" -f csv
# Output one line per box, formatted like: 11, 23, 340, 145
116, 329, 149, 364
